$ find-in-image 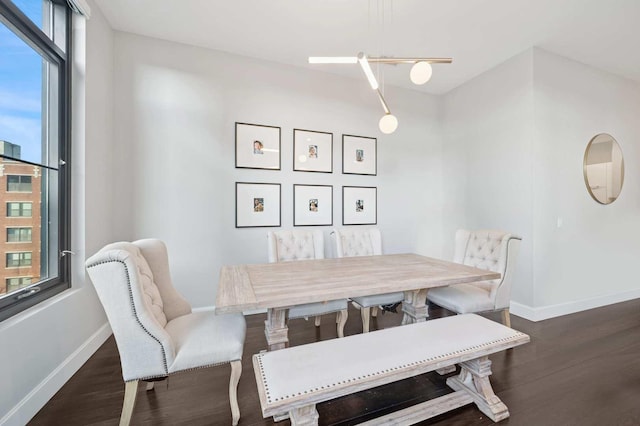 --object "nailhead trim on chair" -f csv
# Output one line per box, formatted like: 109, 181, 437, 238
87, 259, 169, 377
